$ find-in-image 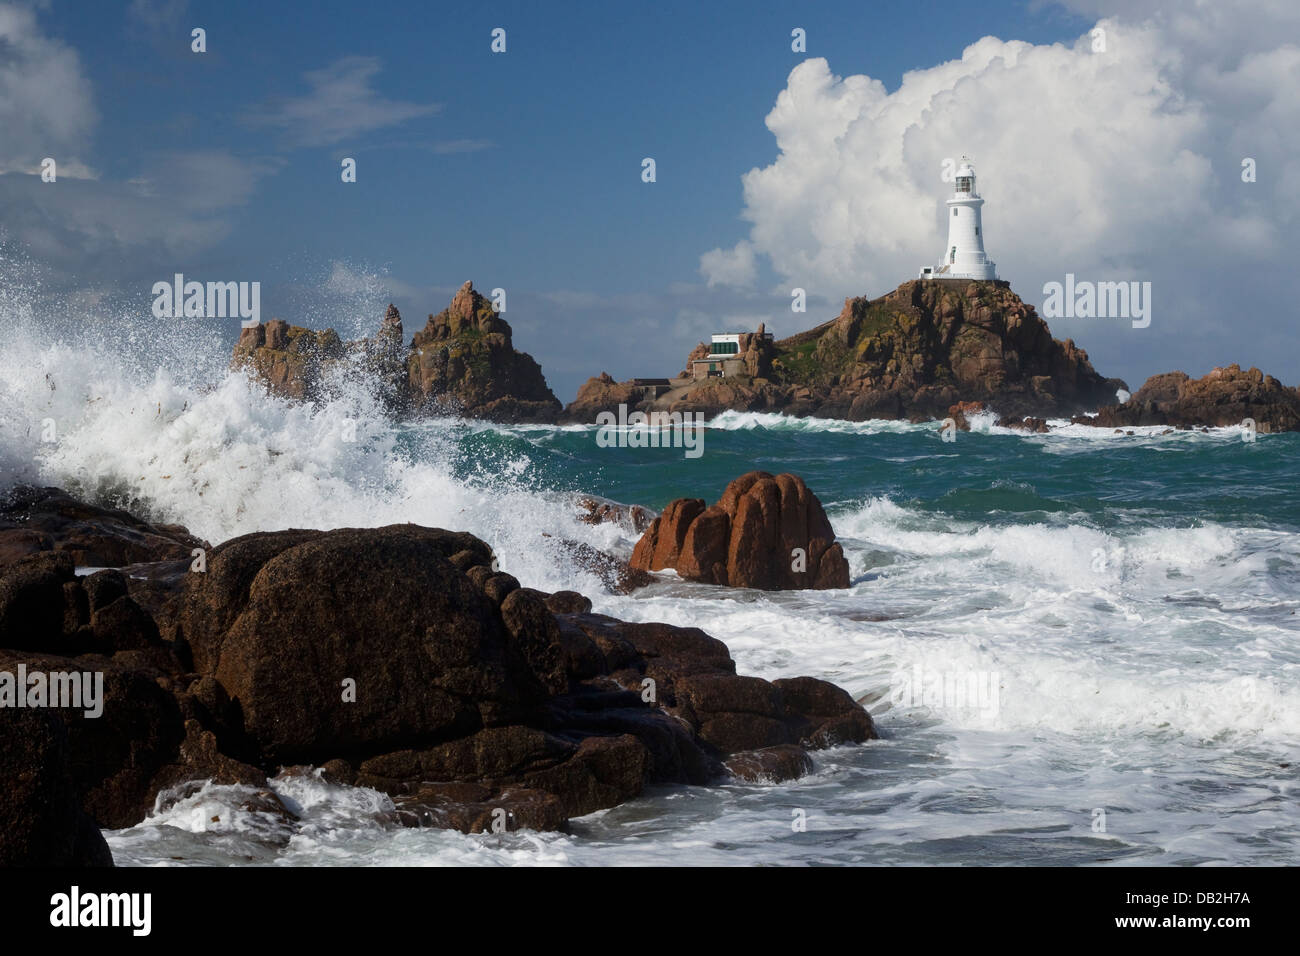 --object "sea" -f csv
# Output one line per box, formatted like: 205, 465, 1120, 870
1, 292, 1297, 868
